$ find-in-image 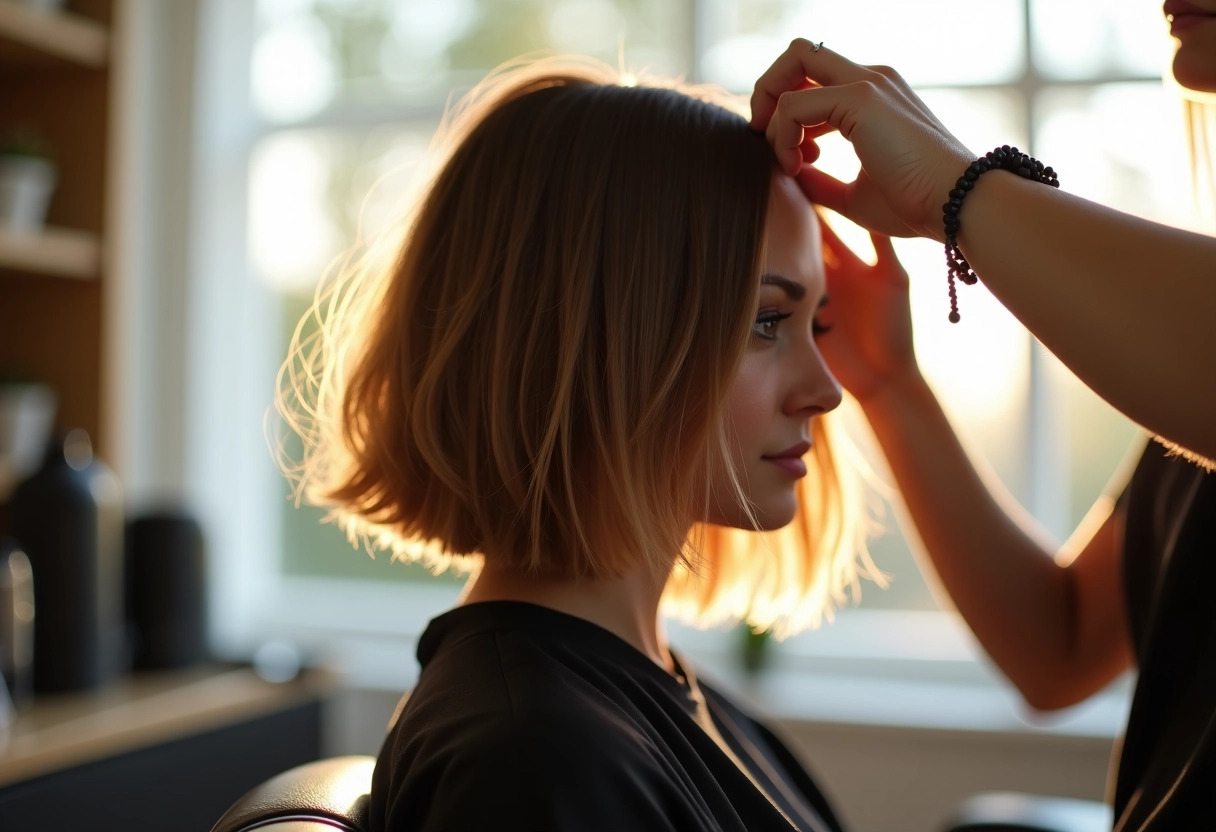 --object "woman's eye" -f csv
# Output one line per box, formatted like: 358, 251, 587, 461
753, 311, 792, 341
812, 318, 833, 337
